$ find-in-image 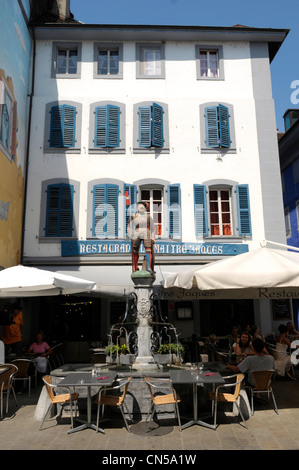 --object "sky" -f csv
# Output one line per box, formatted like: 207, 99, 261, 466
70, 0, 299, 132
